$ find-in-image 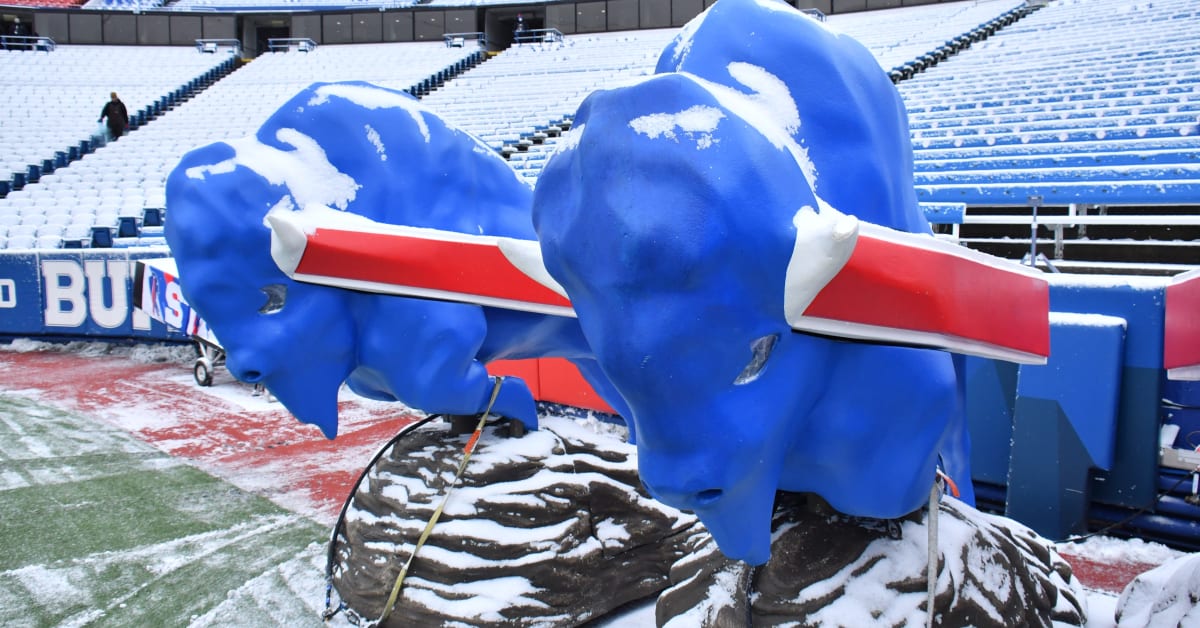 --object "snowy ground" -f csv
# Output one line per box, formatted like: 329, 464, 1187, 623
0, 340, 1185, 627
